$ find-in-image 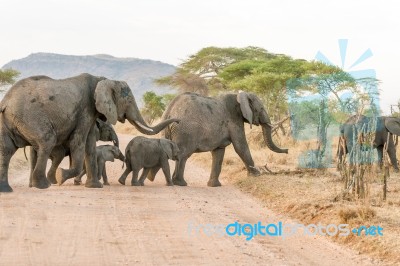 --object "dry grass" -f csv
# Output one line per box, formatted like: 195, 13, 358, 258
7, 121, 400, 263
116, 121, 400, 263
190, 124, 400, 265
